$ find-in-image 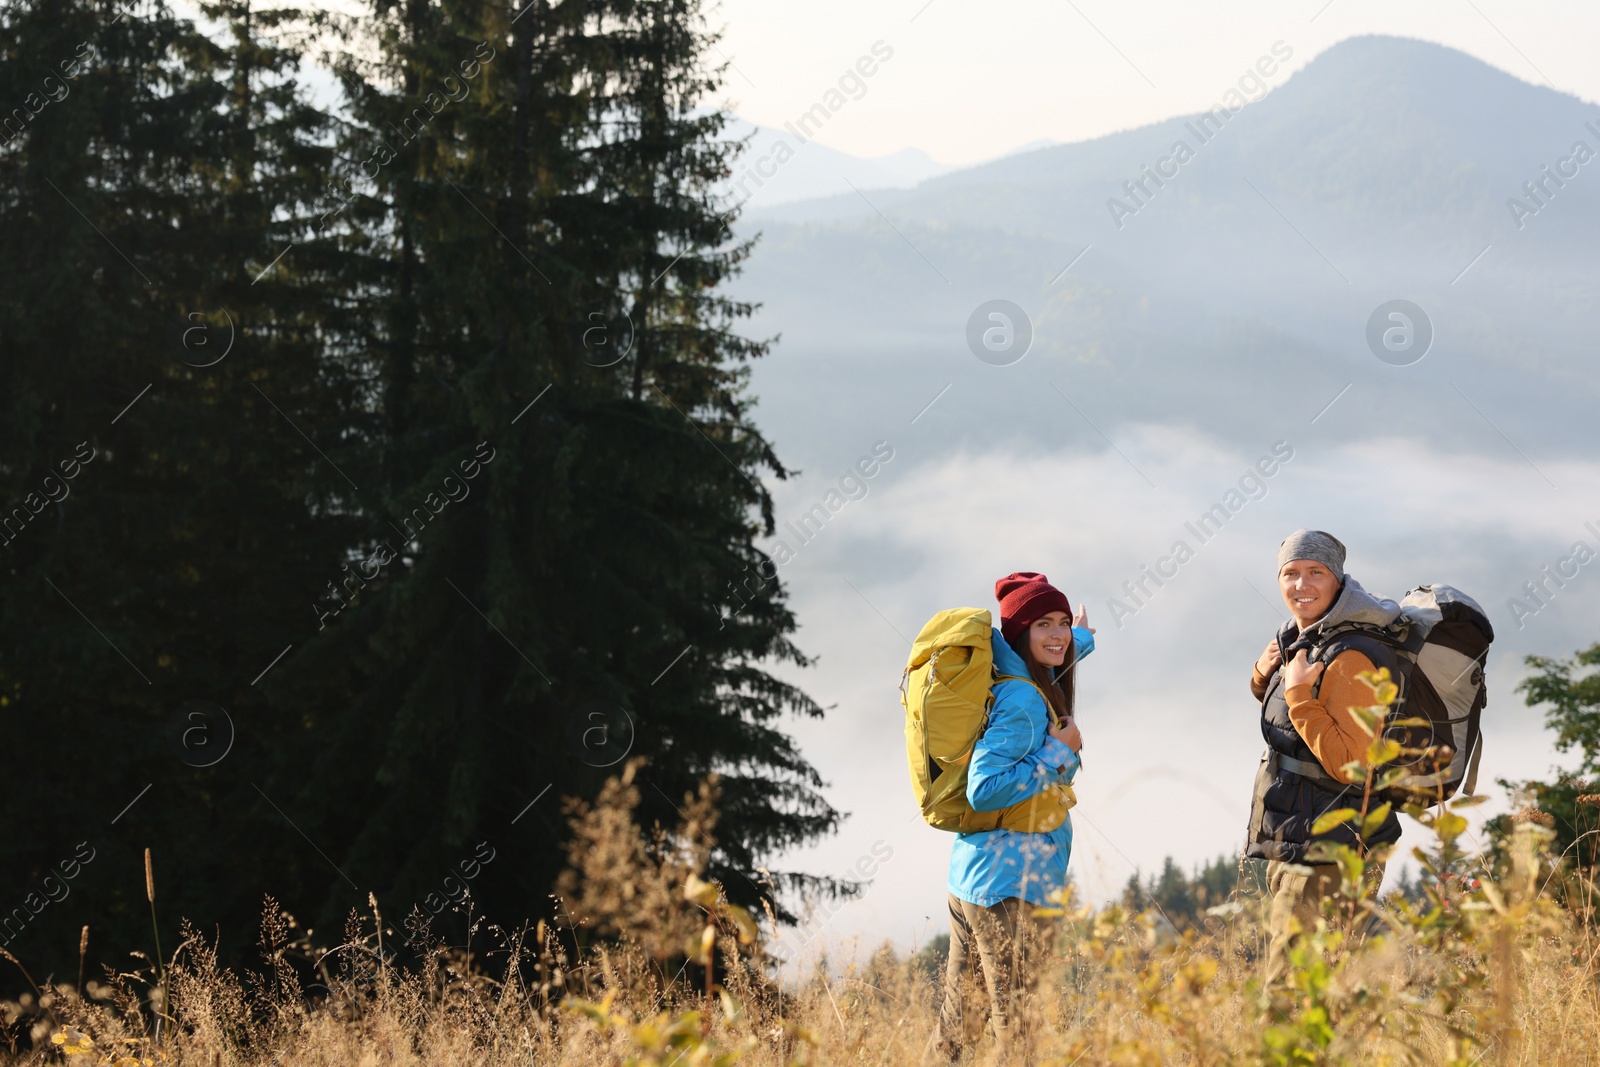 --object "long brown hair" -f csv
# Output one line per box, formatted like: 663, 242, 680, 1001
1008, 609, 1077, 725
